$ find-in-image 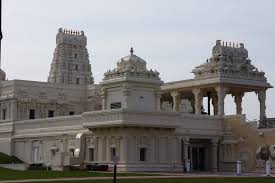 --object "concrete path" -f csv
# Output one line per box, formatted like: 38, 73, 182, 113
0, 173, 274, 183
